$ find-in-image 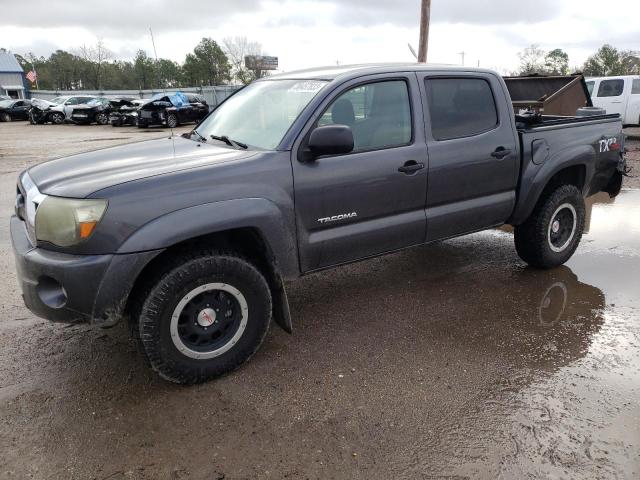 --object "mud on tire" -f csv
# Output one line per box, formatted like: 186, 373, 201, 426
135, 252, 272, 384
514, 184, 585, 269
